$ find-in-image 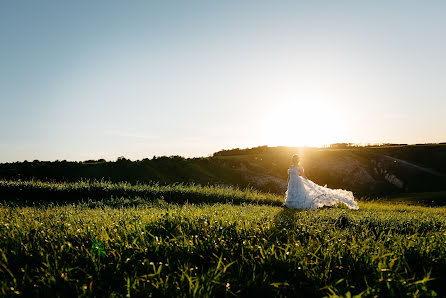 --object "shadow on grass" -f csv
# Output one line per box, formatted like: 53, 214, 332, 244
383, 191, 446, 207
0, 179, 287, 208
